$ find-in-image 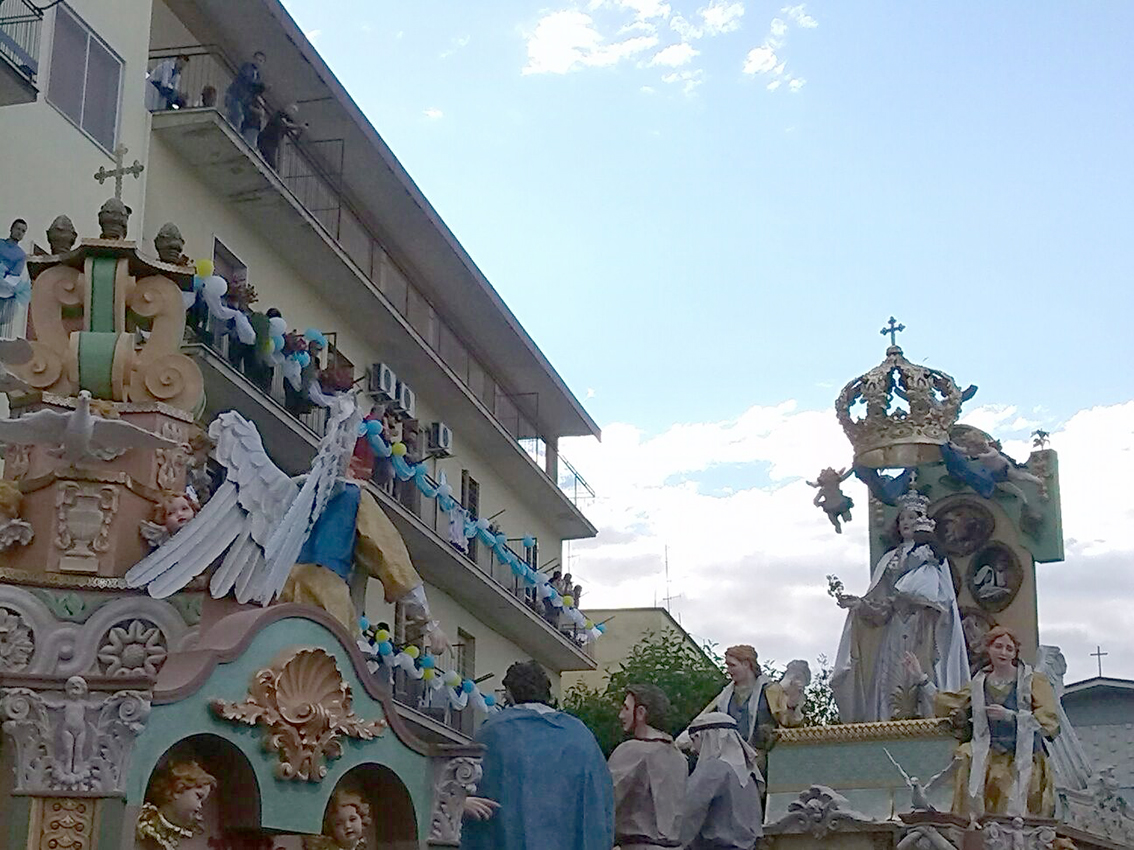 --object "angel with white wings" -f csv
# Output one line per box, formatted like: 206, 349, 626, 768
126, 393, 447, 650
